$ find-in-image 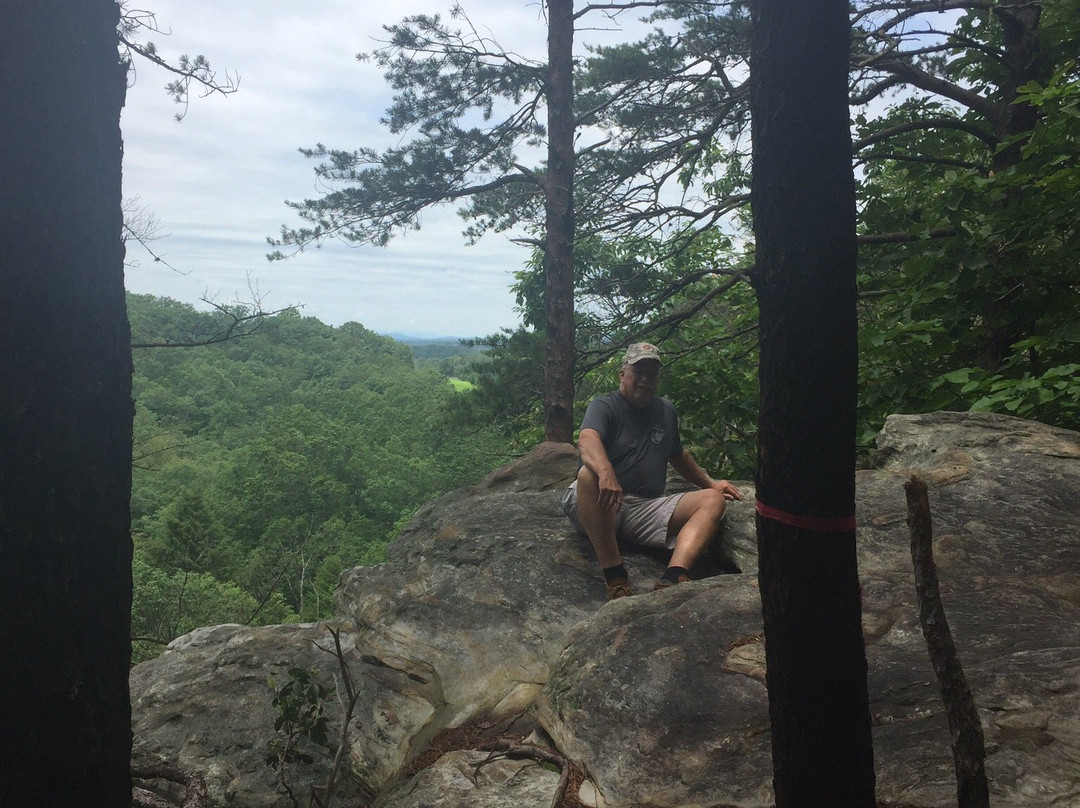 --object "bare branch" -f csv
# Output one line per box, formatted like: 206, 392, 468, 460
132, 763, 209, 808
850, 74, 906, 106
130, 635, 172, 647
311, 627, 362, 808
575, 272, 751, 375
477, 739, 572, 808
853, 117, 998, 152
852, 1, 998, 34
858, 226, 958, 246
858, 152, 983, 170
863, 57, 1002, 123
131, 281, 298, 349
132, 438, 202, 470
576, 0, 719, 20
